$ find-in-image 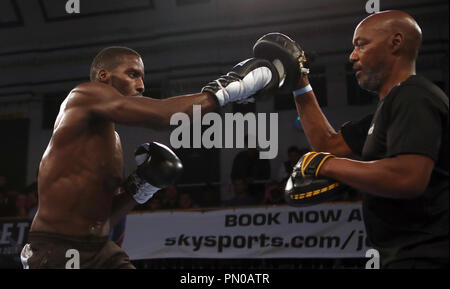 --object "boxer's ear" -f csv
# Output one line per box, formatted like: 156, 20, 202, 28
97, 69, 110, 83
